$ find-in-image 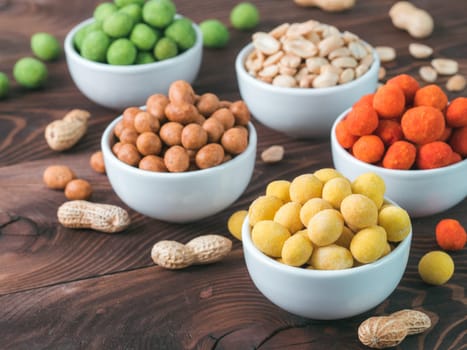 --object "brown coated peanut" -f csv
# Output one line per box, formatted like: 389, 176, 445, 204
43, 165, 76, 190
134, 111, 160, 133
168, 80, 196, 105
136, 132, 162, 156
146, 93, 169, 121
181, 123, 208, 150
164, 145, 190, 172
195, 143, 225, 169
117, 143, 141, 166
159, 121, 183, 146
139, 155, 168, 172
221, 127, 249, 154
196, 93, 220, 116
90, 151, 106, 174
64, 179, 92, 200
